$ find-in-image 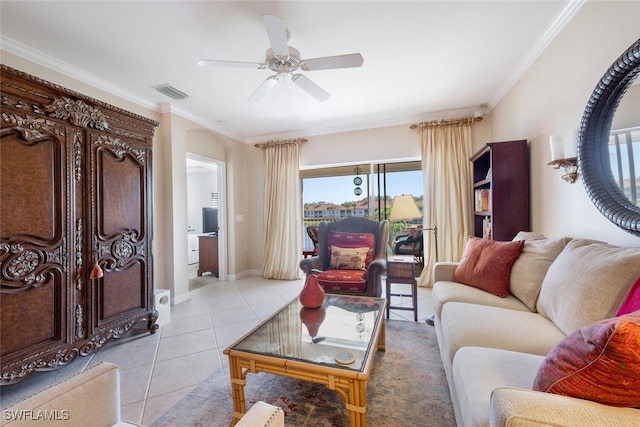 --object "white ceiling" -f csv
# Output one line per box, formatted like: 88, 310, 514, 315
0, 1, 582, 143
